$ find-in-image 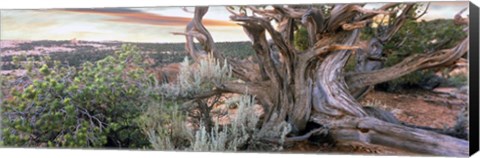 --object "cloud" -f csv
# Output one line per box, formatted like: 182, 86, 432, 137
60, 8, 237, 27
